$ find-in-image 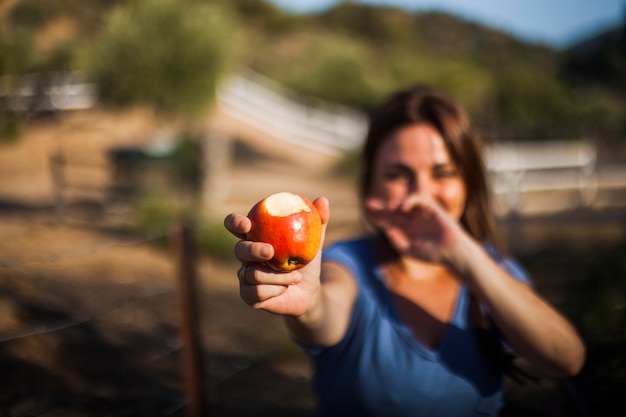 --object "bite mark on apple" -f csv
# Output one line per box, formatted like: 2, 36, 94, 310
264, 192, 312, 217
